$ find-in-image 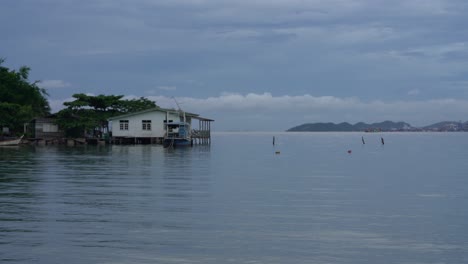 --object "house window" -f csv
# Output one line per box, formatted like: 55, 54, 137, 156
142, 120, 151, 130
43, 124, 59, 133
119, 120, 129, 130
